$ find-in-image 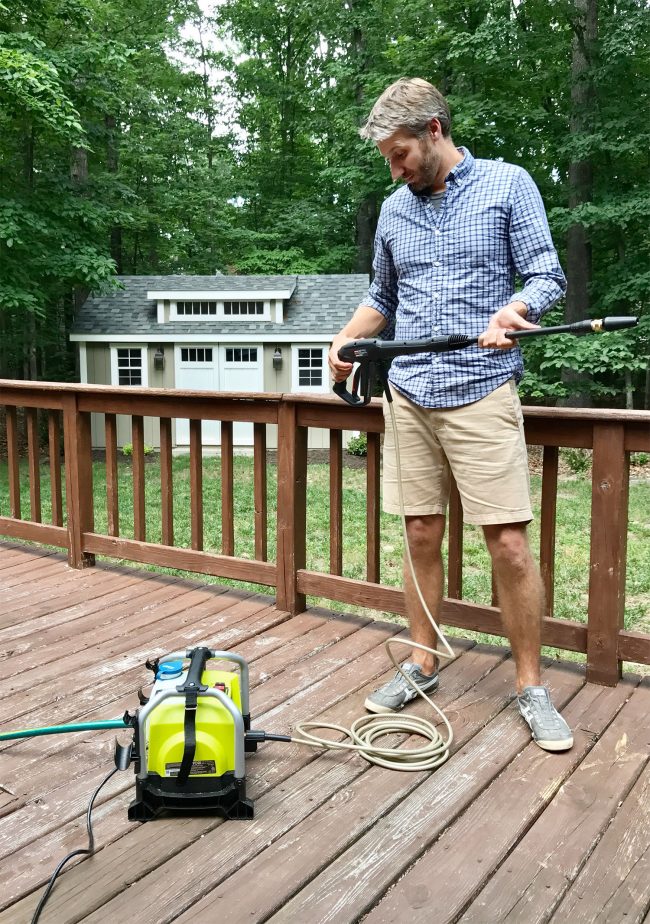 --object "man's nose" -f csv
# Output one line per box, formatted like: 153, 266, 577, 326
389, 160, 403, 181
